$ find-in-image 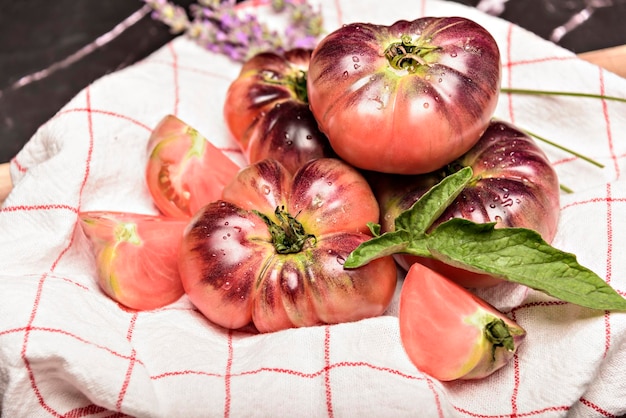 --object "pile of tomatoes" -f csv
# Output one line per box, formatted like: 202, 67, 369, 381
80, 16, 562, 381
